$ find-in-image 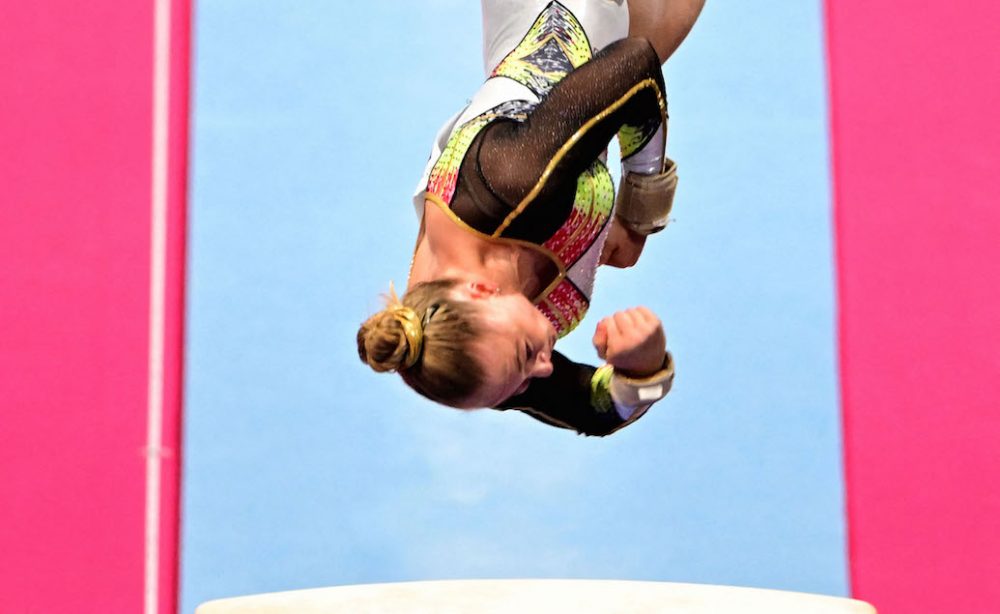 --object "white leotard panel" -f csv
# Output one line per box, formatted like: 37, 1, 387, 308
413, 0, 630, 218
